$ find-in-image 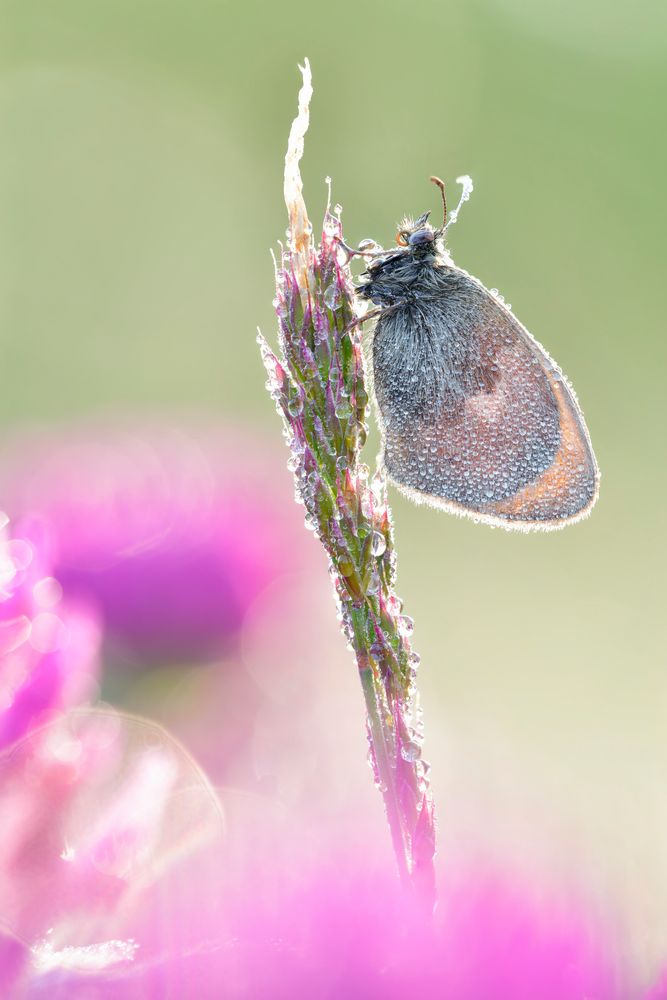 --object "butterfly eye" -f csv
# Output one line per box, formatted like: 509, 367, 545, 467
396, 232, 409, 247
